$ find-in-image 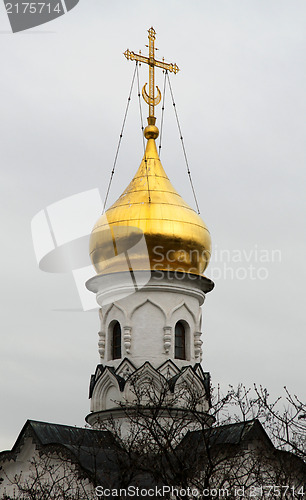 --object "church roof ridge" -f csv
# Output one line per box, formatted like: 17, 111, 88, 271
181, 419, 274, 450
